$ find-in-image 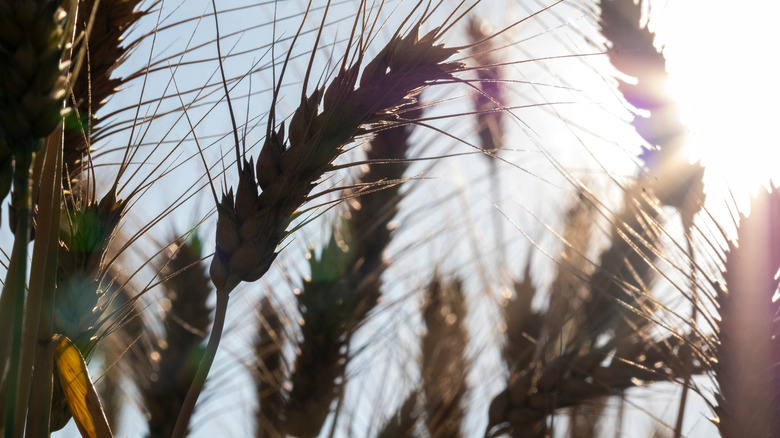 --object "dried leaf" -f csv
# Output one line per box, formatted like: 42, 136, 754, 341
53, 334, 113, 438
